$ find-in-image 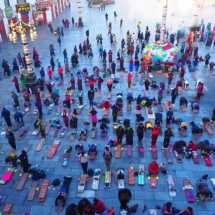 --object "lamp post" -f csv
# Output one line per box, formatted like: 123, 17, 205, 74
77, 0, 83, 27
8, 12, 38, 75
160, 0, 168, 42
